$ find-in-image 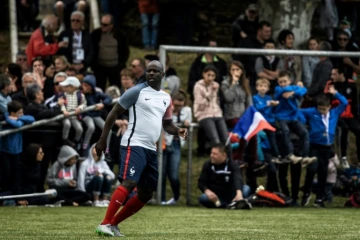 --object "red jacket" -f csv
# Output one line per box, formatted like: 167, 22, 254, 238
25, 28, 59, 66
138, 0, 158, 14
